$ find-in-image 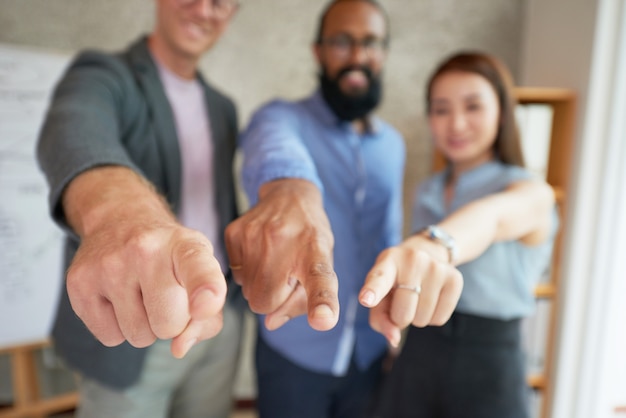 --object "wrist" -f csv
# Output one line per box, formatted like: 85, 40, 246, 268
417, 225, 458, 264
64, 166, 174, 237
